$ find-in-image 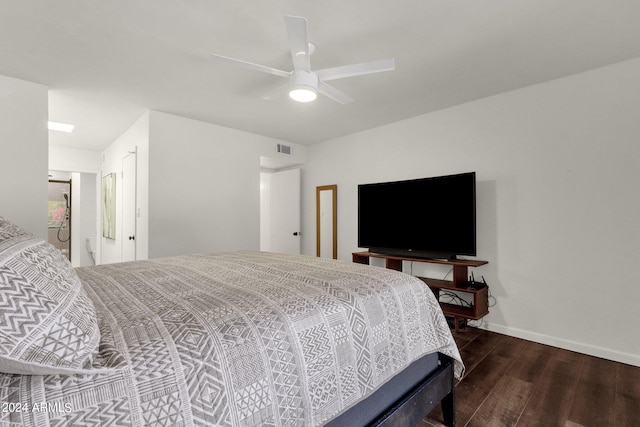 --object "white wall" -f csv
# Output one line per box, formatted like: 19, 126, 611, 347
69, 172, 97, 267
49, 146, 101, 173
147, 111, 306, 258
301, 57, 640, 367
0, 75, 48, 238
101, 112, 150, 264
